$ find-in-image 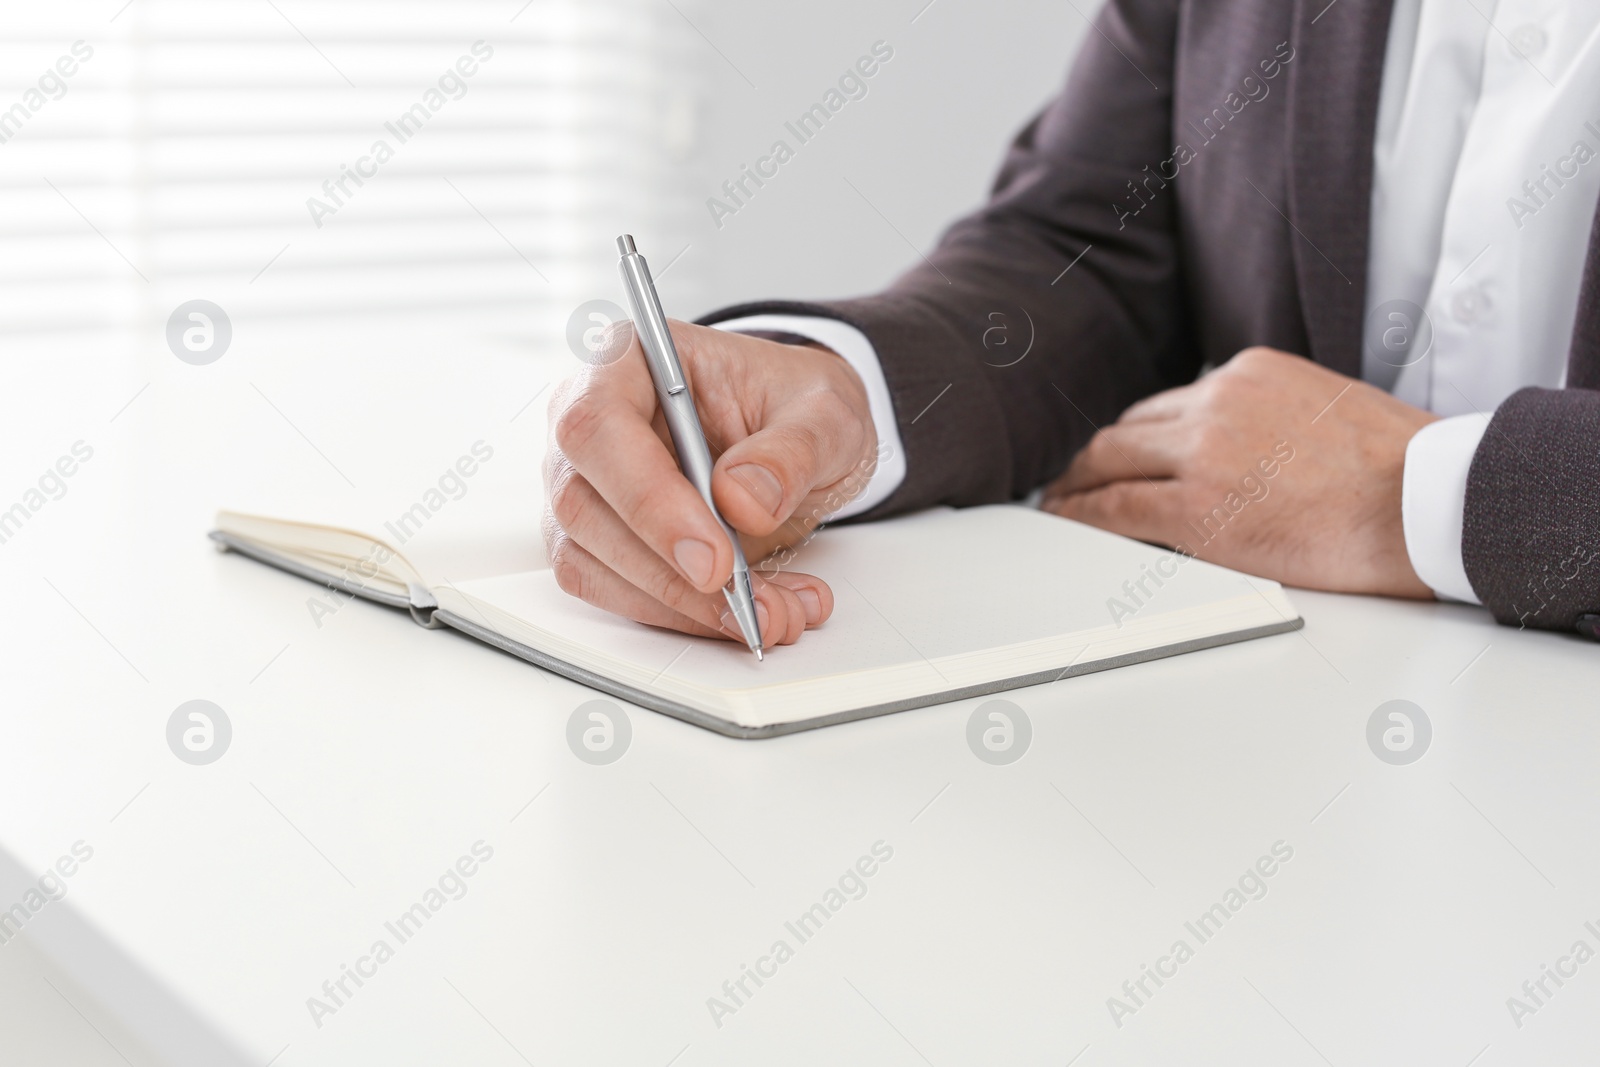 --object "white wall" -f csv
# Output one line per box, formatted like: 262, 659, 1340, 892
668, 0, 1102, 317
